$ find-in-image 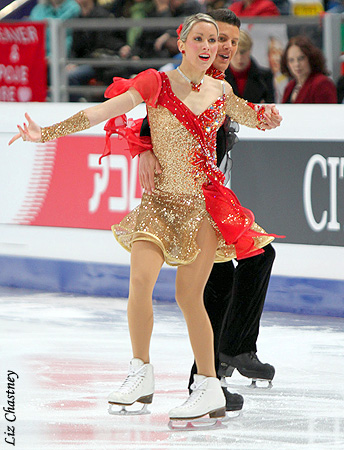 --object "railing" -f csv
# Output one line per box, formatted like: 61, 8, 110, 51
46, 14, 343, 102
